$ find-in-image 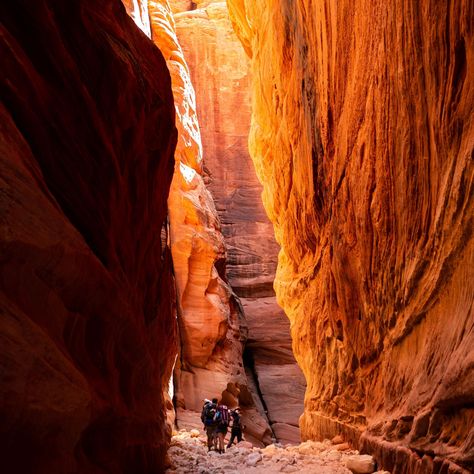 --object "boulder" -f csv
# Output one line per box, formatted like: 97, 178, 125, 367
297, 440, 325, 455
245, 452, 263, 467
346, 455, 376, 474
